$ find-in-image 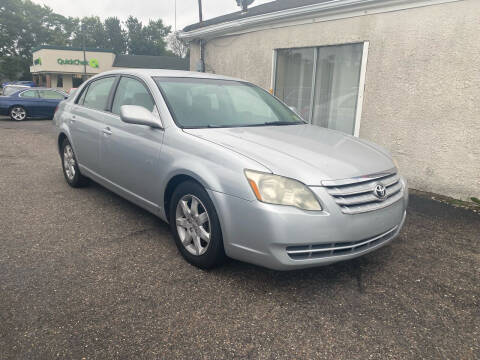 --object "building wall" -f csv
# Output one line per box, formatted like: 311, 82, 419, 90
30, 48, 115, 75
189, 0, 480, 201
63, 75, 73, 90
